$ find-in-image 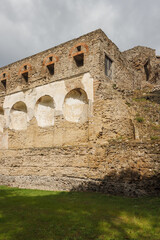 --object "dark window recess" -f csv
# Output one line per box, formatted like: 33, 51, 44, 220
47, 63, 54, 75
22, 72, 28, 83
77, 46, 81, 52
24, 65, 27, 70
105, 55, 112, 79
74, 53, 84, 67
144, 60, 150, 81
49, 56, 53, 62
1, 80, 6, 89
3, 73, 6, 78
